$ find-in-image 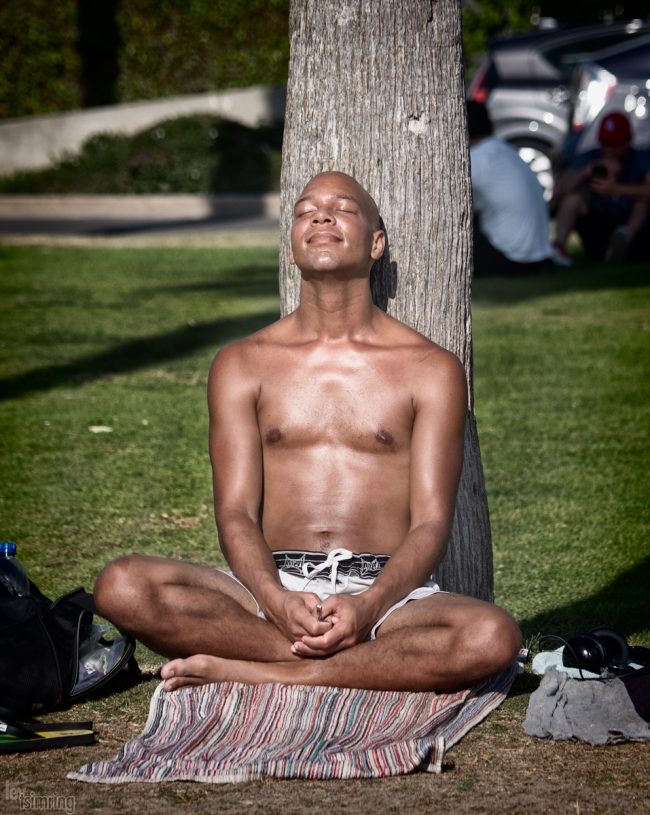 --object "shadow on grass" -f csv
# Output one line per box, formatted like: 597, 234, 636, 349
472, 259, 648, 305
0, 310, 279, 401
80, 667, 159, 706
519, 555, 650, 644
506, 670, 540, 699
135, 265, 280, 299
